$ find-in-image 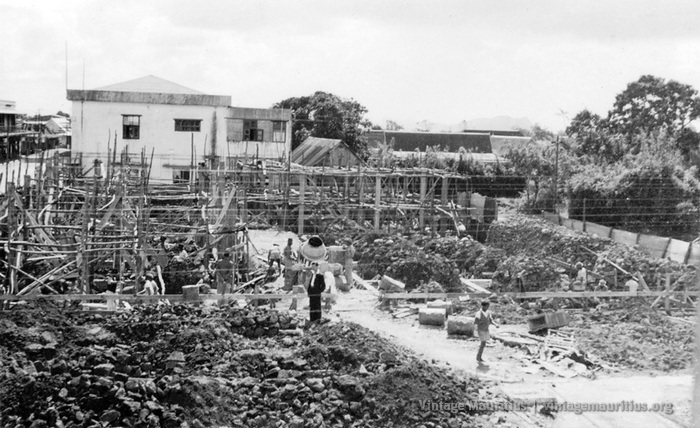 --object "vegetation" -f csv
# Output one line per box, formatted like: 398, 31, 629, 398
499, 75, 700, 239
273, 92, 373, 157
